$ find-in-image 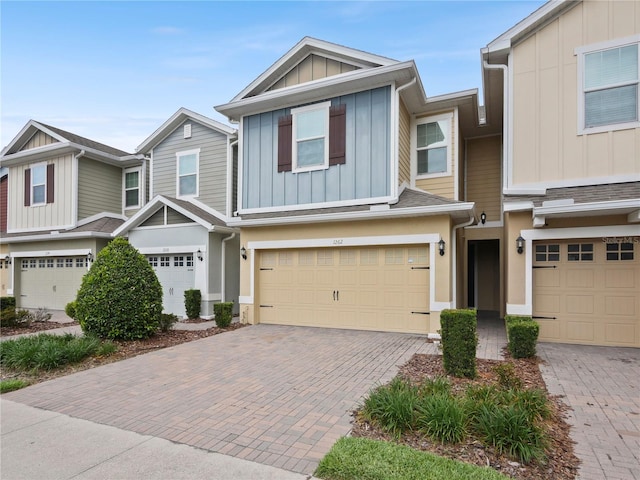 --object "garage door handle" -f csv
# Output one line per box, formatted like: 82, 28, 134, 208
259, 305, 273, 308
411, 311, 430, 315
533, 265, 557, 269
411, 266, 430, 270
336, 290, 339, 301
260, 268, 273, 271
532, 316, 556, 320
333, 290, 336, 301
53, 285, 56, 292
